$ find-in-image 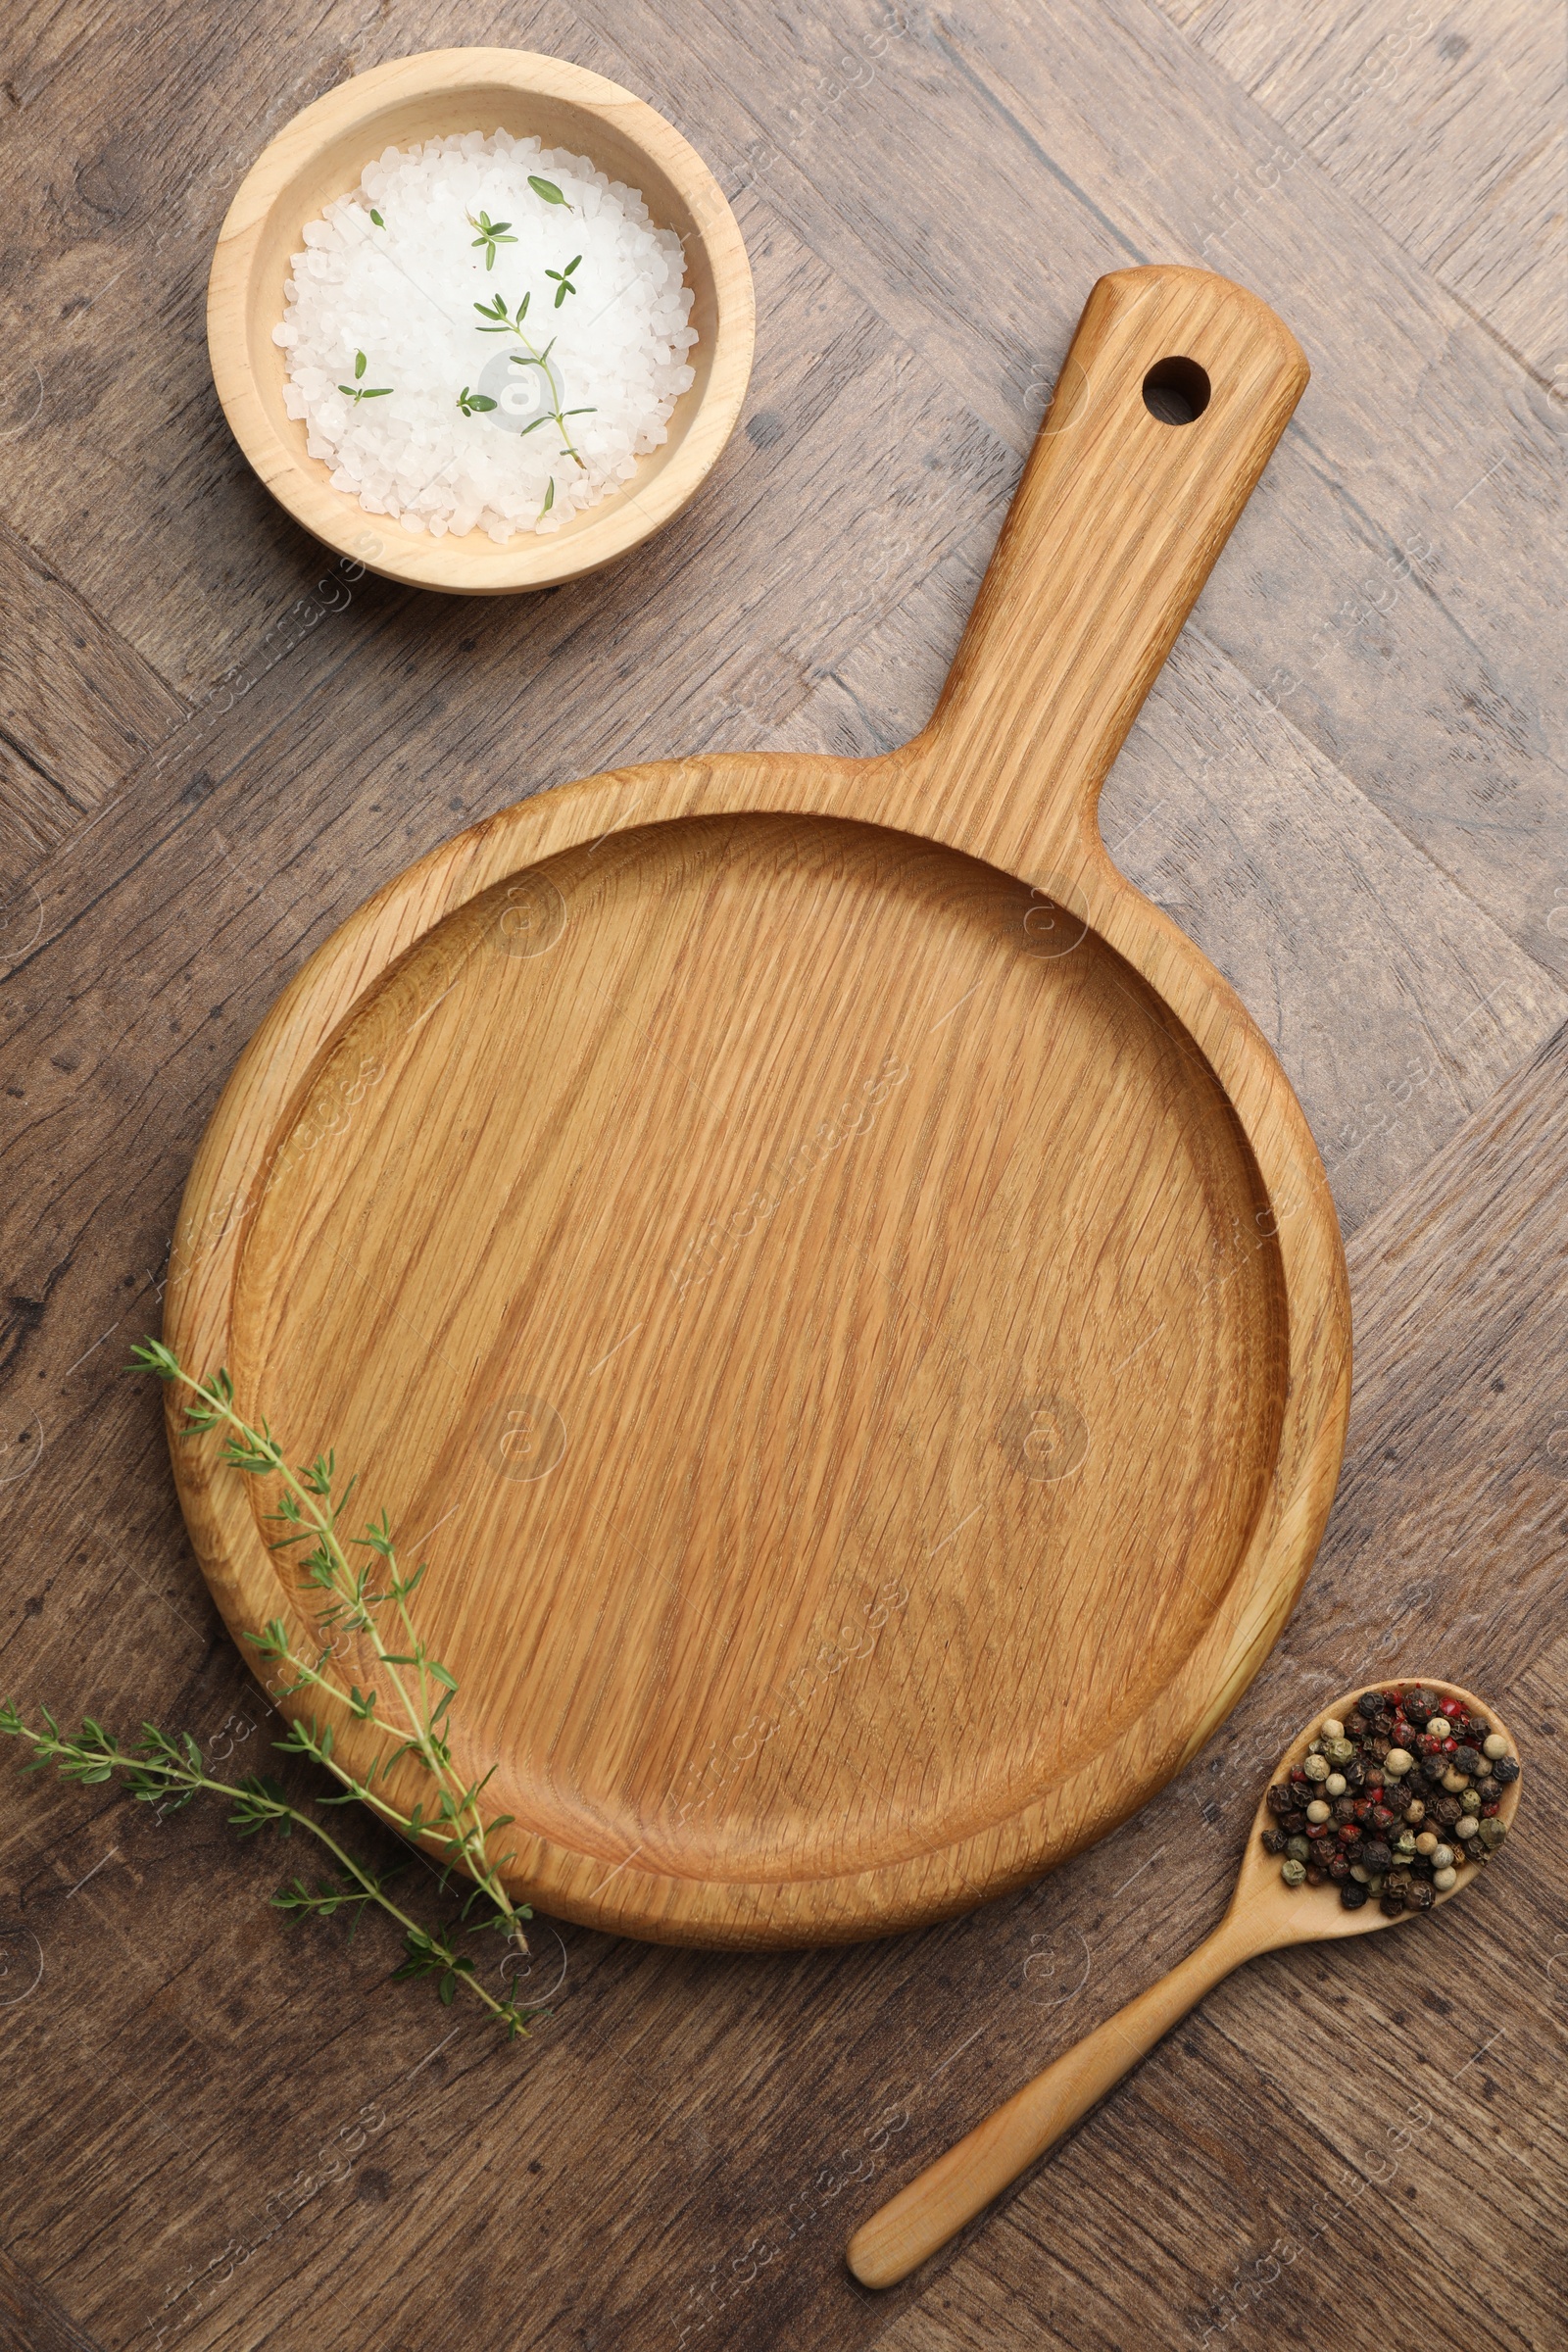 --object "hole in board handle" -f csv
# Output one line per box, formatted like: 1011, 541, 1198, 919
1142, 357, 1211, 426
